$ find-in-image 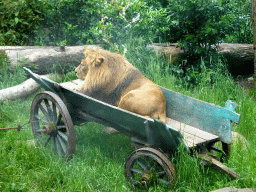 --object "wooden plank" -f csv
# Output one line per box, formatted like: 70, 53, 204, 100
60, 82, 79, 90
167, 118, 219, 148
72, 79, 84, 86
166, 118, 219, 141
160, 86, 240, 144
199, 154, 240, 180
